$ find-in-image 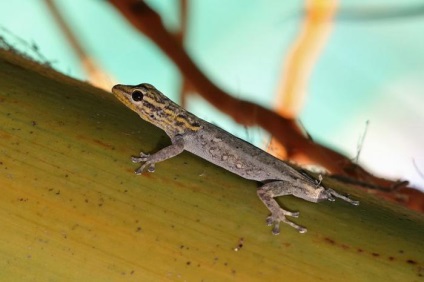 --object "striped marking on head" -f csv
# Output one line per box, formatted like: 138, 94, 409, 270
112, 83, 201, 134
